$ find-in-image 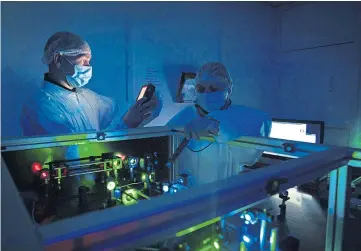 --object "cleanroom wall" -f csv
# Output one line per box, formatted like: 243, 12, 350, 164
275, 2, 361, 147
